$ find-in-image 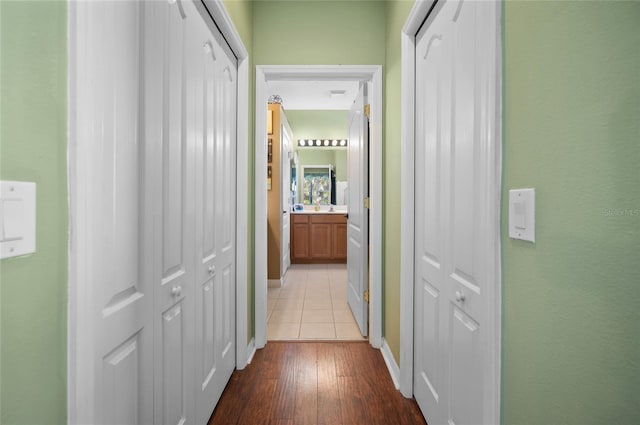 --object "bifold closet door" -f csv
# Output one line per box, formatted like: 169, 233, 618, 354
144, 0, 238, 424
75, 0, 237, 423
145, 0, 196, 424
76, 1, 154, 423
413, 1, 500, 424
187, 3, 238, 424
